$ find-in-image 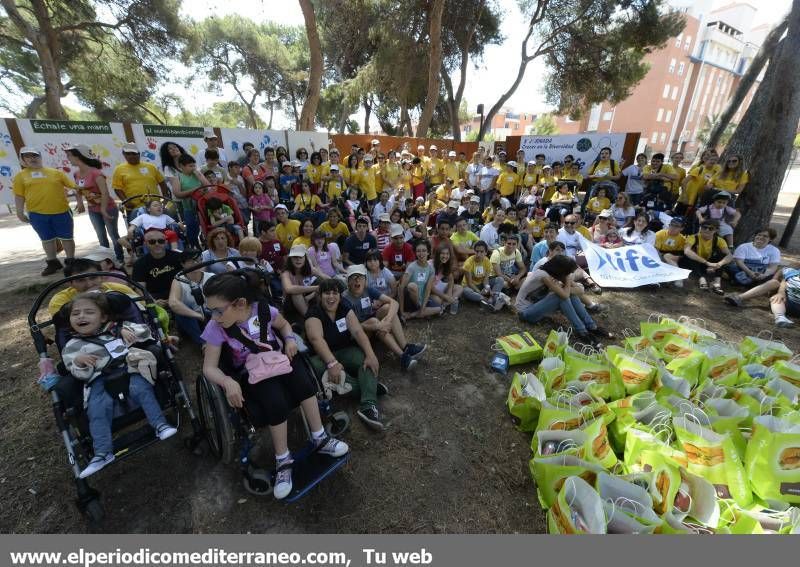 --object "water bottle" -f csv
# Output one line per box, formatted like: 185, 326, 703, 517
37, 357, 60, 392
490, 352, 509, 375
